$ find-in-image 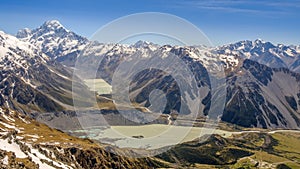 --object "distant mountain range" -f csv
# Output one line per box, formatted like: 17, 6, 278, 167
0, 20, 300, 129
